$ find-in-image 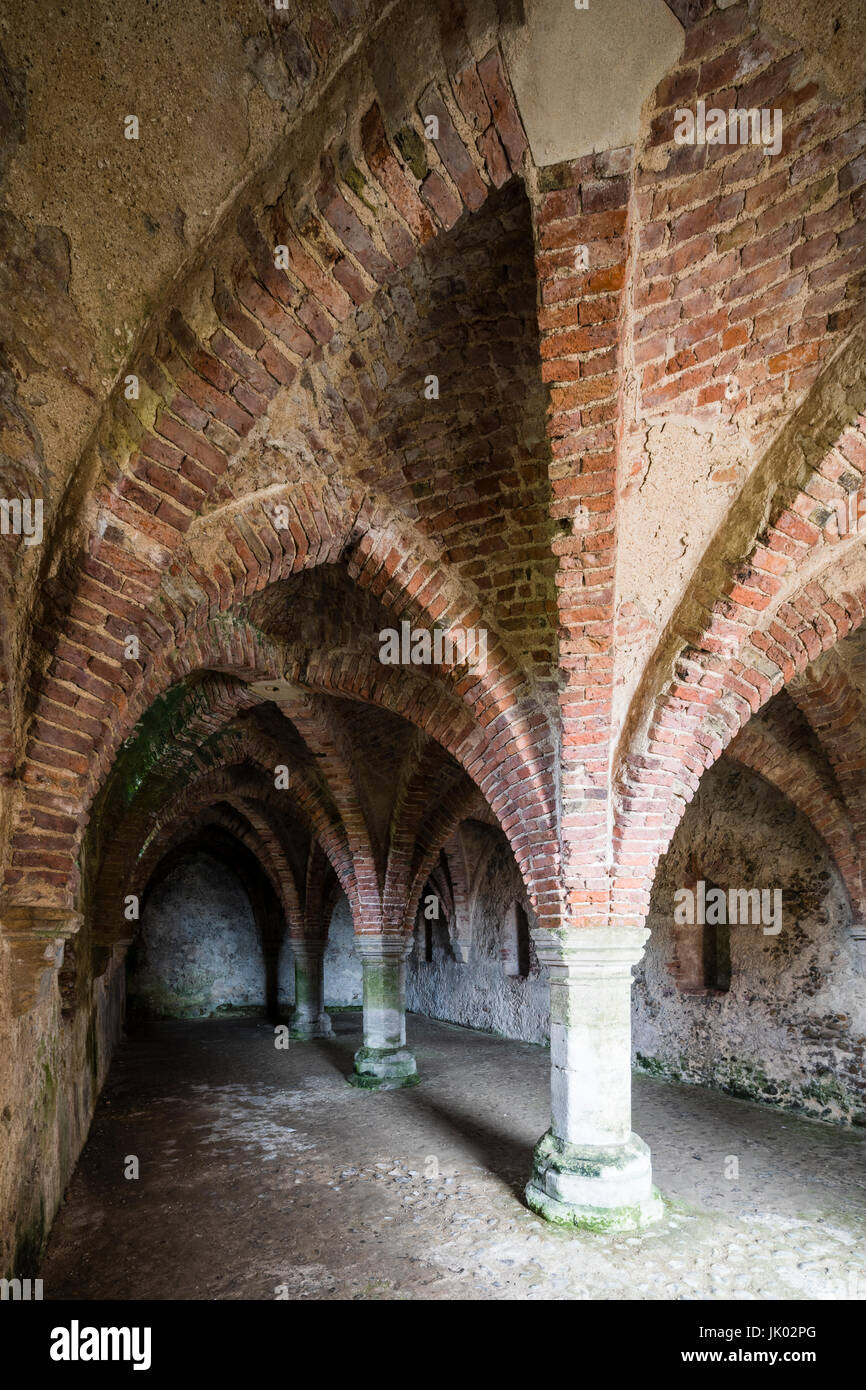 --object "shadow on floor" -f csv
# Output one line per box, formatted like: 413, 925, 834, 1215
406, 1092, 531, 1201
